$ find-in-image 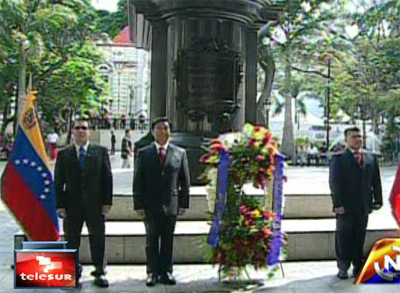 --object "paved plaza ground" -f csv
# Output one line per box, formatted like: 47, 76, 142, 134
0, 155, 399, 292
